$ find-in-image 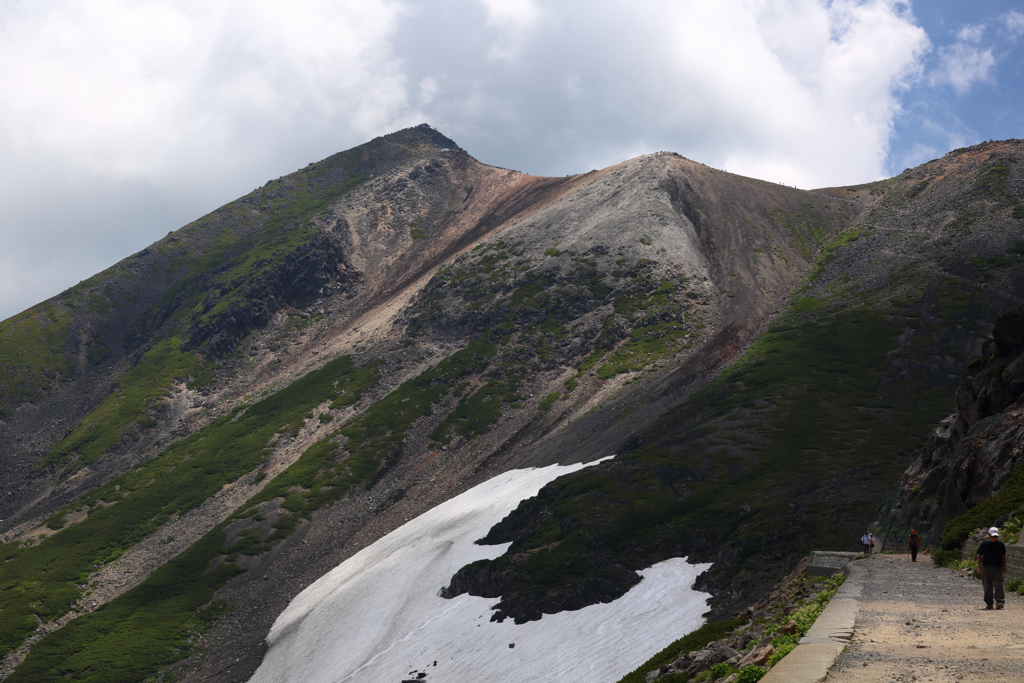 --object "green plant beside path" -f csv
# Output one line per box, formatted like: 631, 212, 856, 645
618, 571, 845, 683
